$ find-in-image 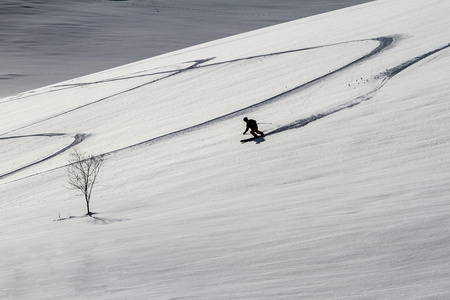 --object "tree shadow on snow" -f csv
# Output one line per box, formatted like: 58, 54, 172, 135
88, 213, 125, 225
54, 212, 126, 224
